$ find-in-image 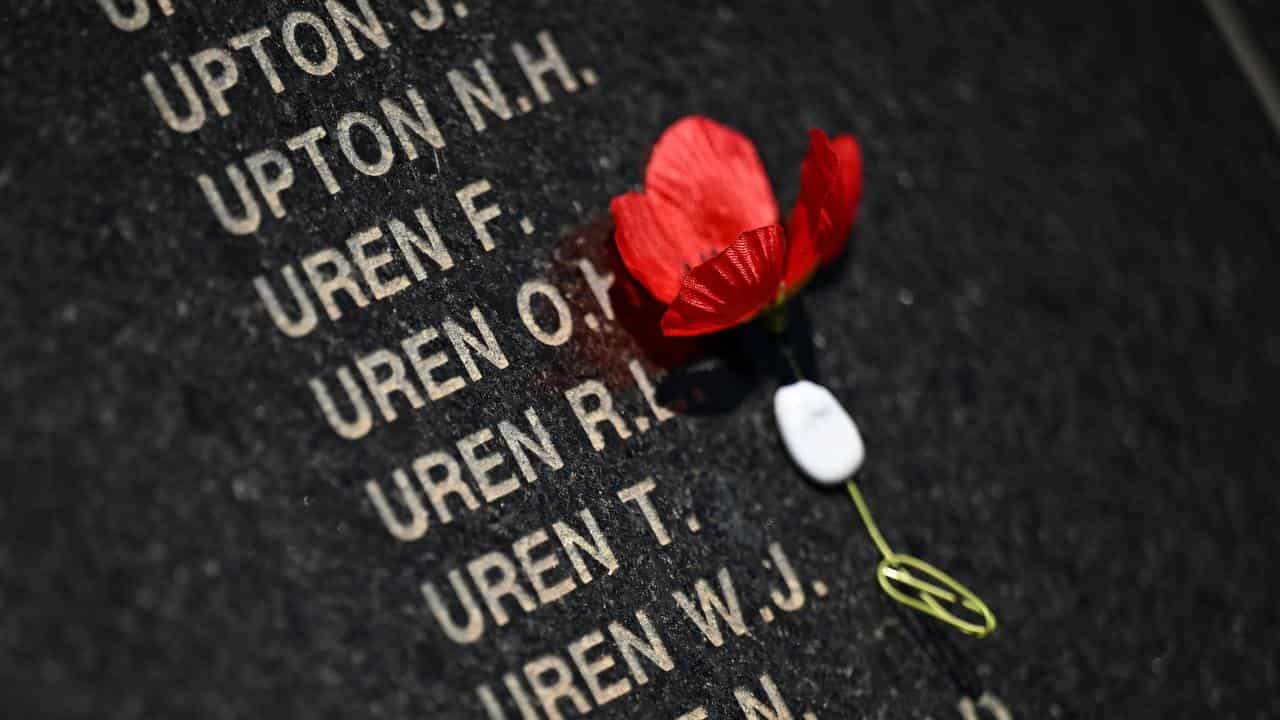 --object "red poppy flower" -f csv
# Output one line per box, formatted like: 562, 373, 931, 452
611, 116, 863, 336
